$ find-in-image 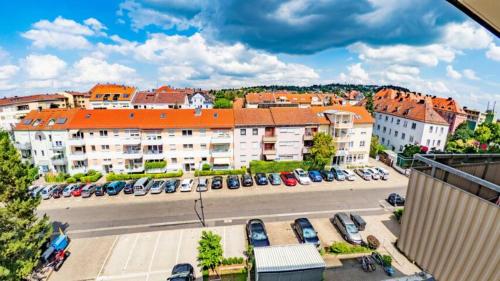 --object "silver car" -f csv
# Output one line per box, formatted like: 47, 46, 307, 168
355, 168, 371, 180
150, 180, 167, 194
81, 184, 96, 198
196, 178, 209, 192
342, 169, 356, 181
40, 185, 57, 200
375, 167, 389, 180
332, 212, 362, 245
366, 168, 380, 180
